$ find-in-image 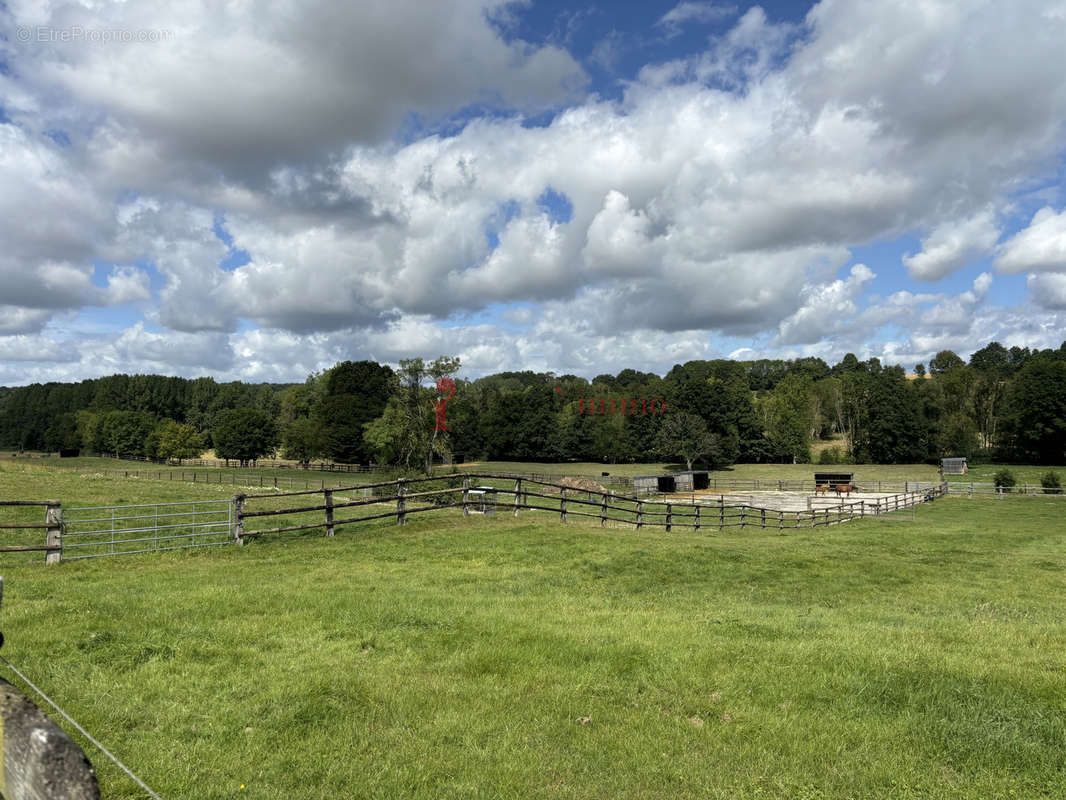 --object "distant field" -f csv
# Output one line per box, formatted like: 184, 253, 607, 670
0, 463, 1063, 799
0, 454, 394, 491
945, 463, 1066, 485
